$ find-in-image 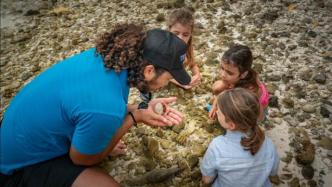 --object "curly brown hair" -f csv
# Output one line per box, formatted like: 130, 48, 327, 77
95, 23, 165, 93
